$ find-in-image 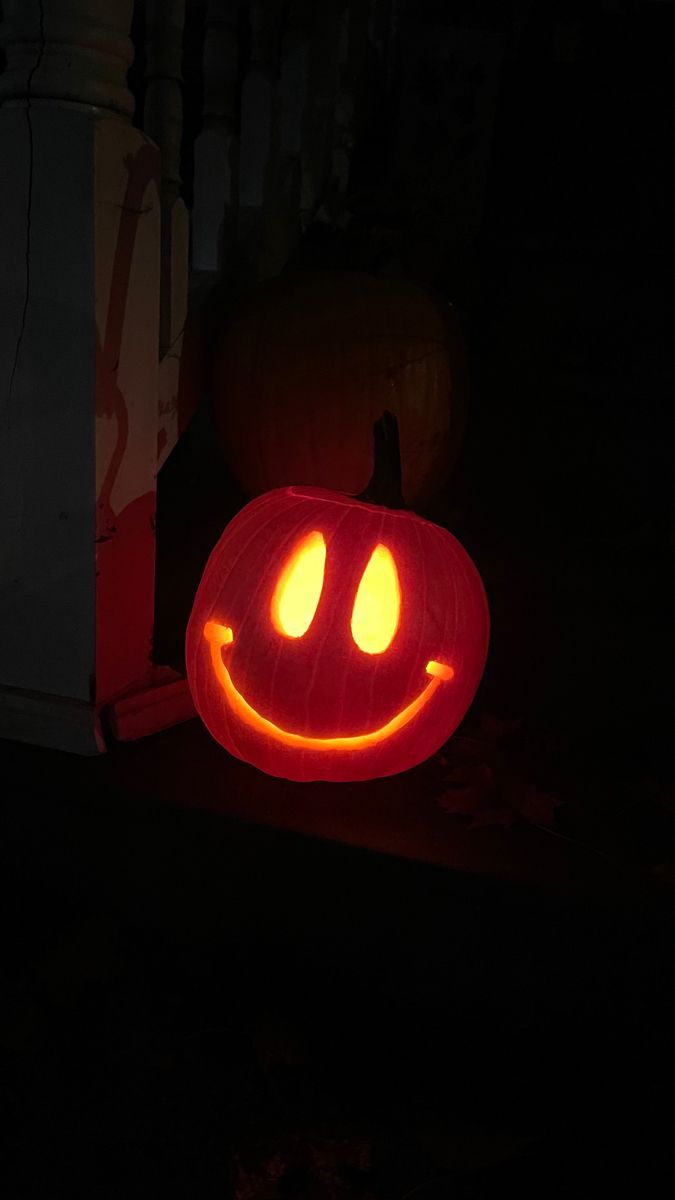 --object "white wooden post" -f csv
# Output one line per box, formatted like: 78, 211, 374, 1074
191, 0, 240, 275
0, 0, 183, 753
